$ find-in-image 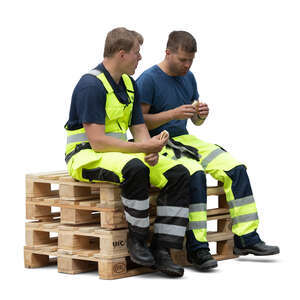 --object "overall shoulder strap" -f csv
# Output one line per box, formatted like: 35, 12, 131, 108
88, 70, 114, 93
